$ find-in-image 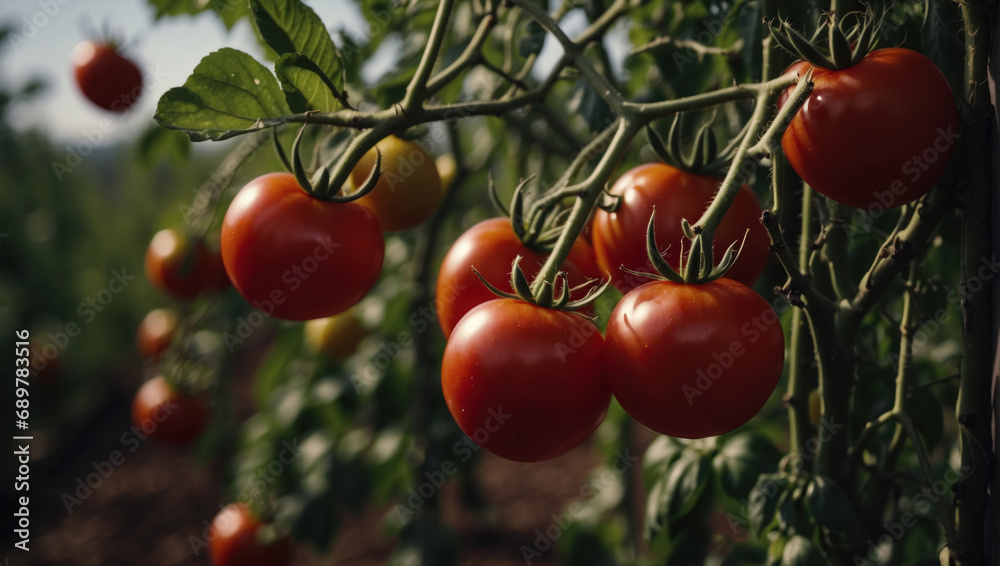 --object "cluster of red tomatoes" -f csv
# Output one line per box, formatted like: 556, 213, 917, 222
130, 135, 442, 565
438, 163, 786, 462
435, 45, 961, 463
